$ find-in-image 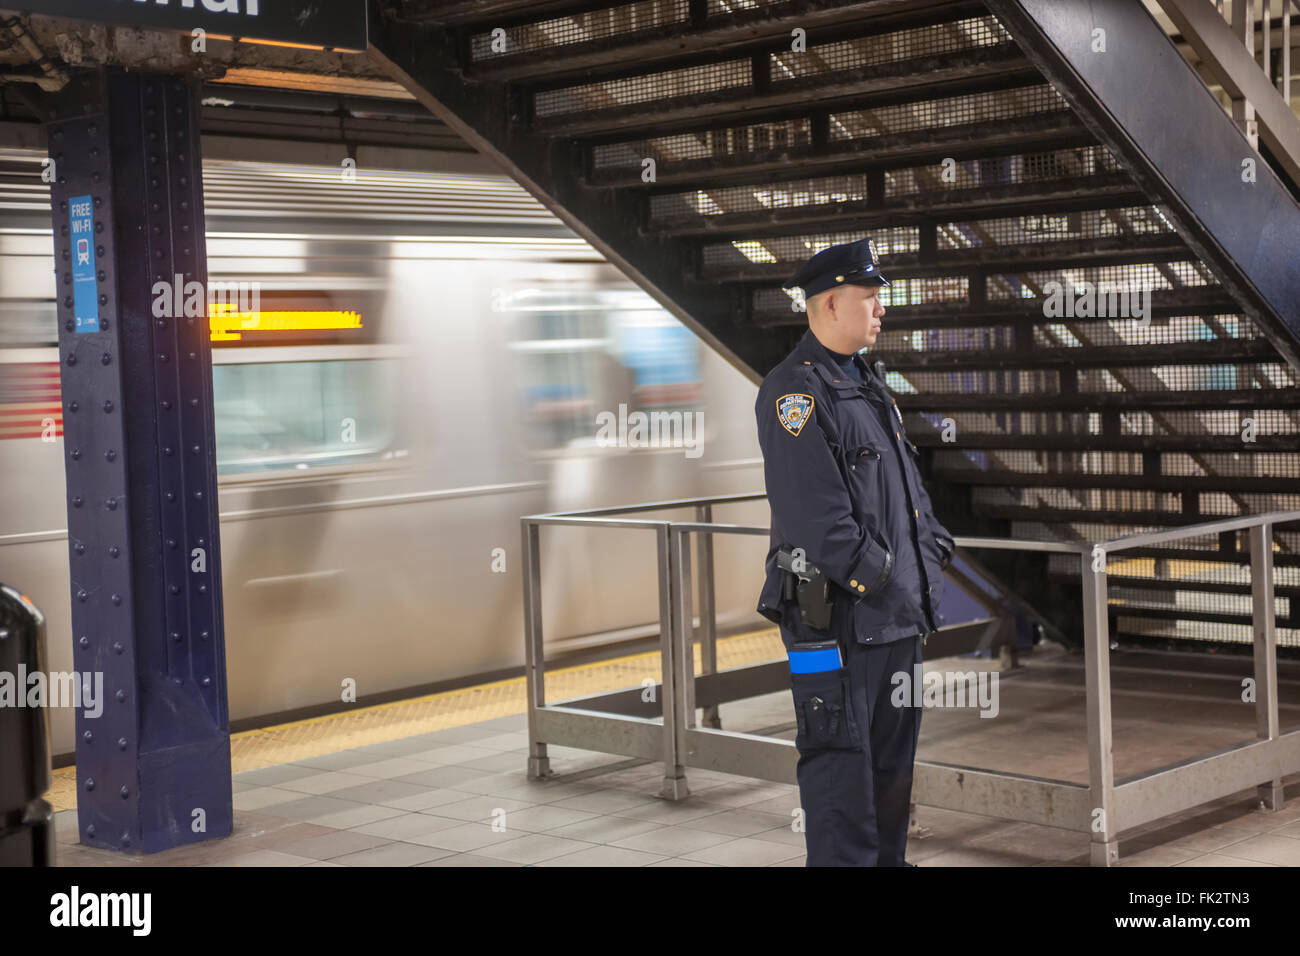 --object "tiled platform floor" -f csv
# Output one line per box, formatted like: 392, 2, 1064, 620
53, 647, 1300, 866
